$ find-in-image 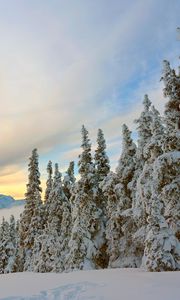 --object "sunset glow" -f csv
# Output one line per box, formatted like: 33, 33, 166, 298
0, 0, 179, 199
